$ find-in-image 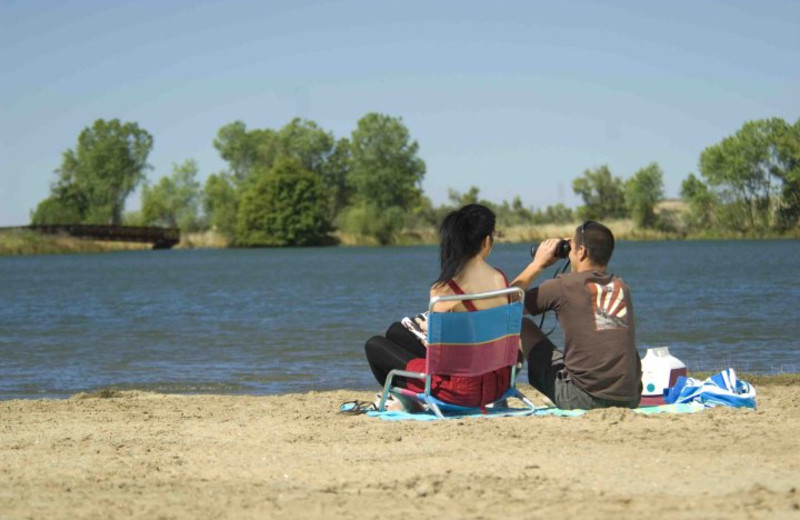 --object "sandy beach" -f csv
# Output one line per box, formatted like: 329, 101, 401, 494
1, 383, 798, 520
